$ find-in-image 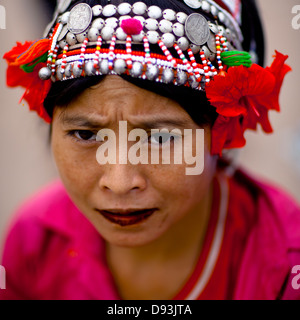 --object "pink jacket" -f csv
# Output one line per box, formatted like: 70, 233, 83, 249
1, 169, 300, 300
